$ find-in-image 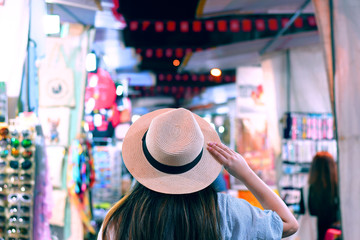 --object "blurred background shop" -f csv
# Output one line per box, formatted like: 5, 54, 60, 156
0, 0, 359, 239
